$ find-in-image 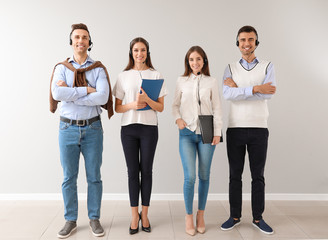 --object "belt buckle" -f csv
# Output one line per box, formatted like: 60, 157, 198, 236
76, 120, 86, 126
